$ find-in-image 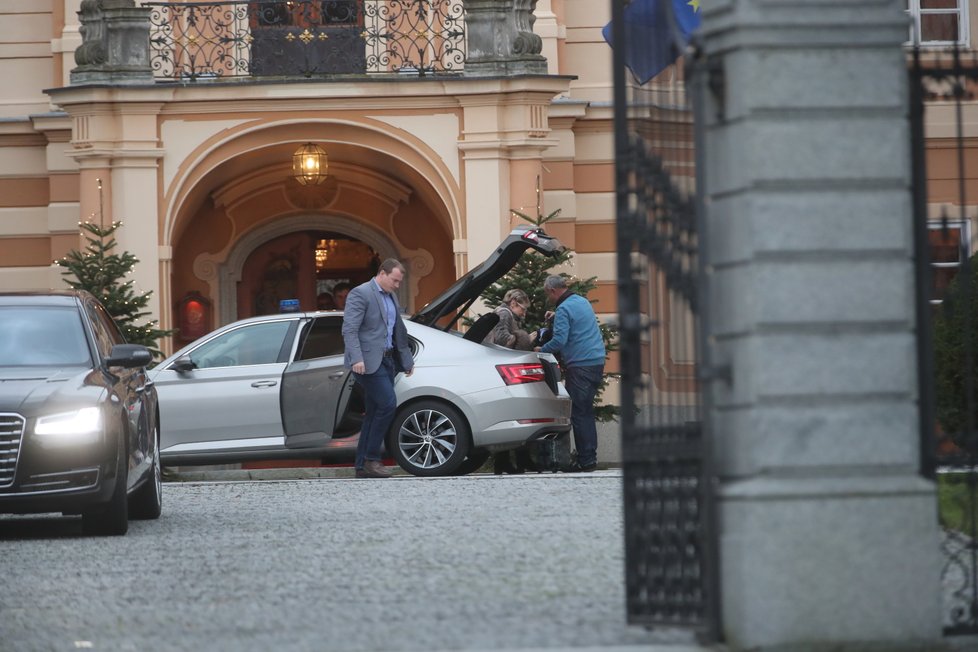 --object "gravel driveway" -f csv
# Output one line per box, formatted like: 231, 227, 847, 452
1, 471, 700, 652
